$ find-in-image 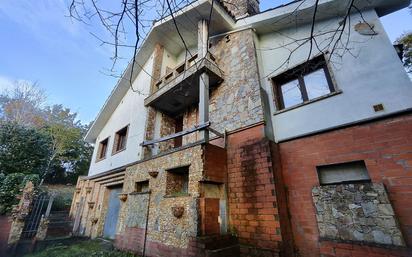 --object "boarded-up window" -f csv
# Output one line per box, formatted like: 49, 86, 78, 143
166, 166, 189, 196
317, 161, 370, 185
